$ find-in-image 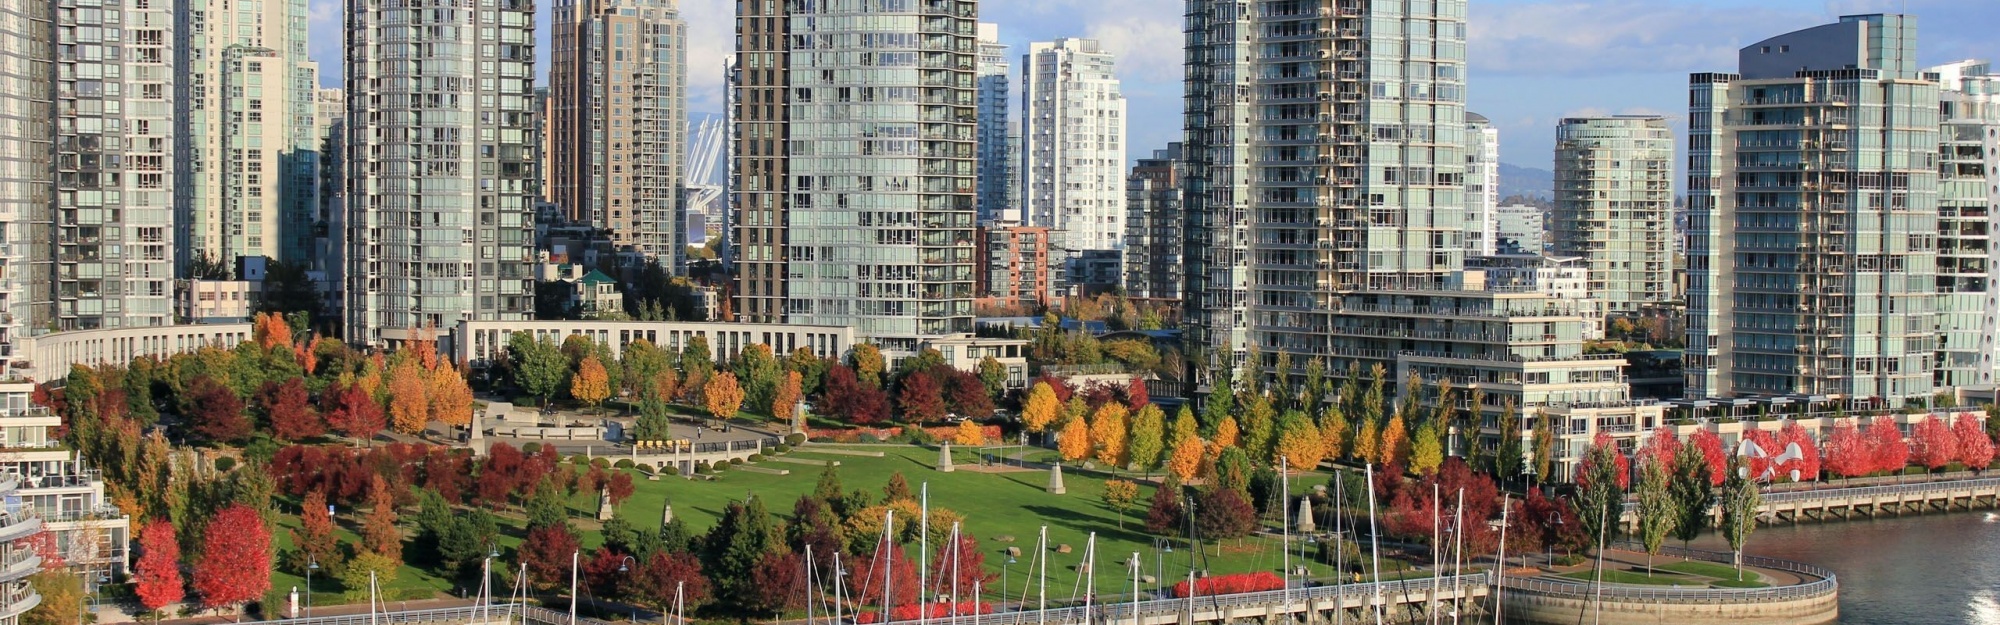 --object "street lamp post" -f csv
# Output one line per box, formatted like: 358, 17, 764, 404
1002, 556, 1016, 607
1547, 512, 1564, 568
616, 556, 642, 623
306, 556, 320, 619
